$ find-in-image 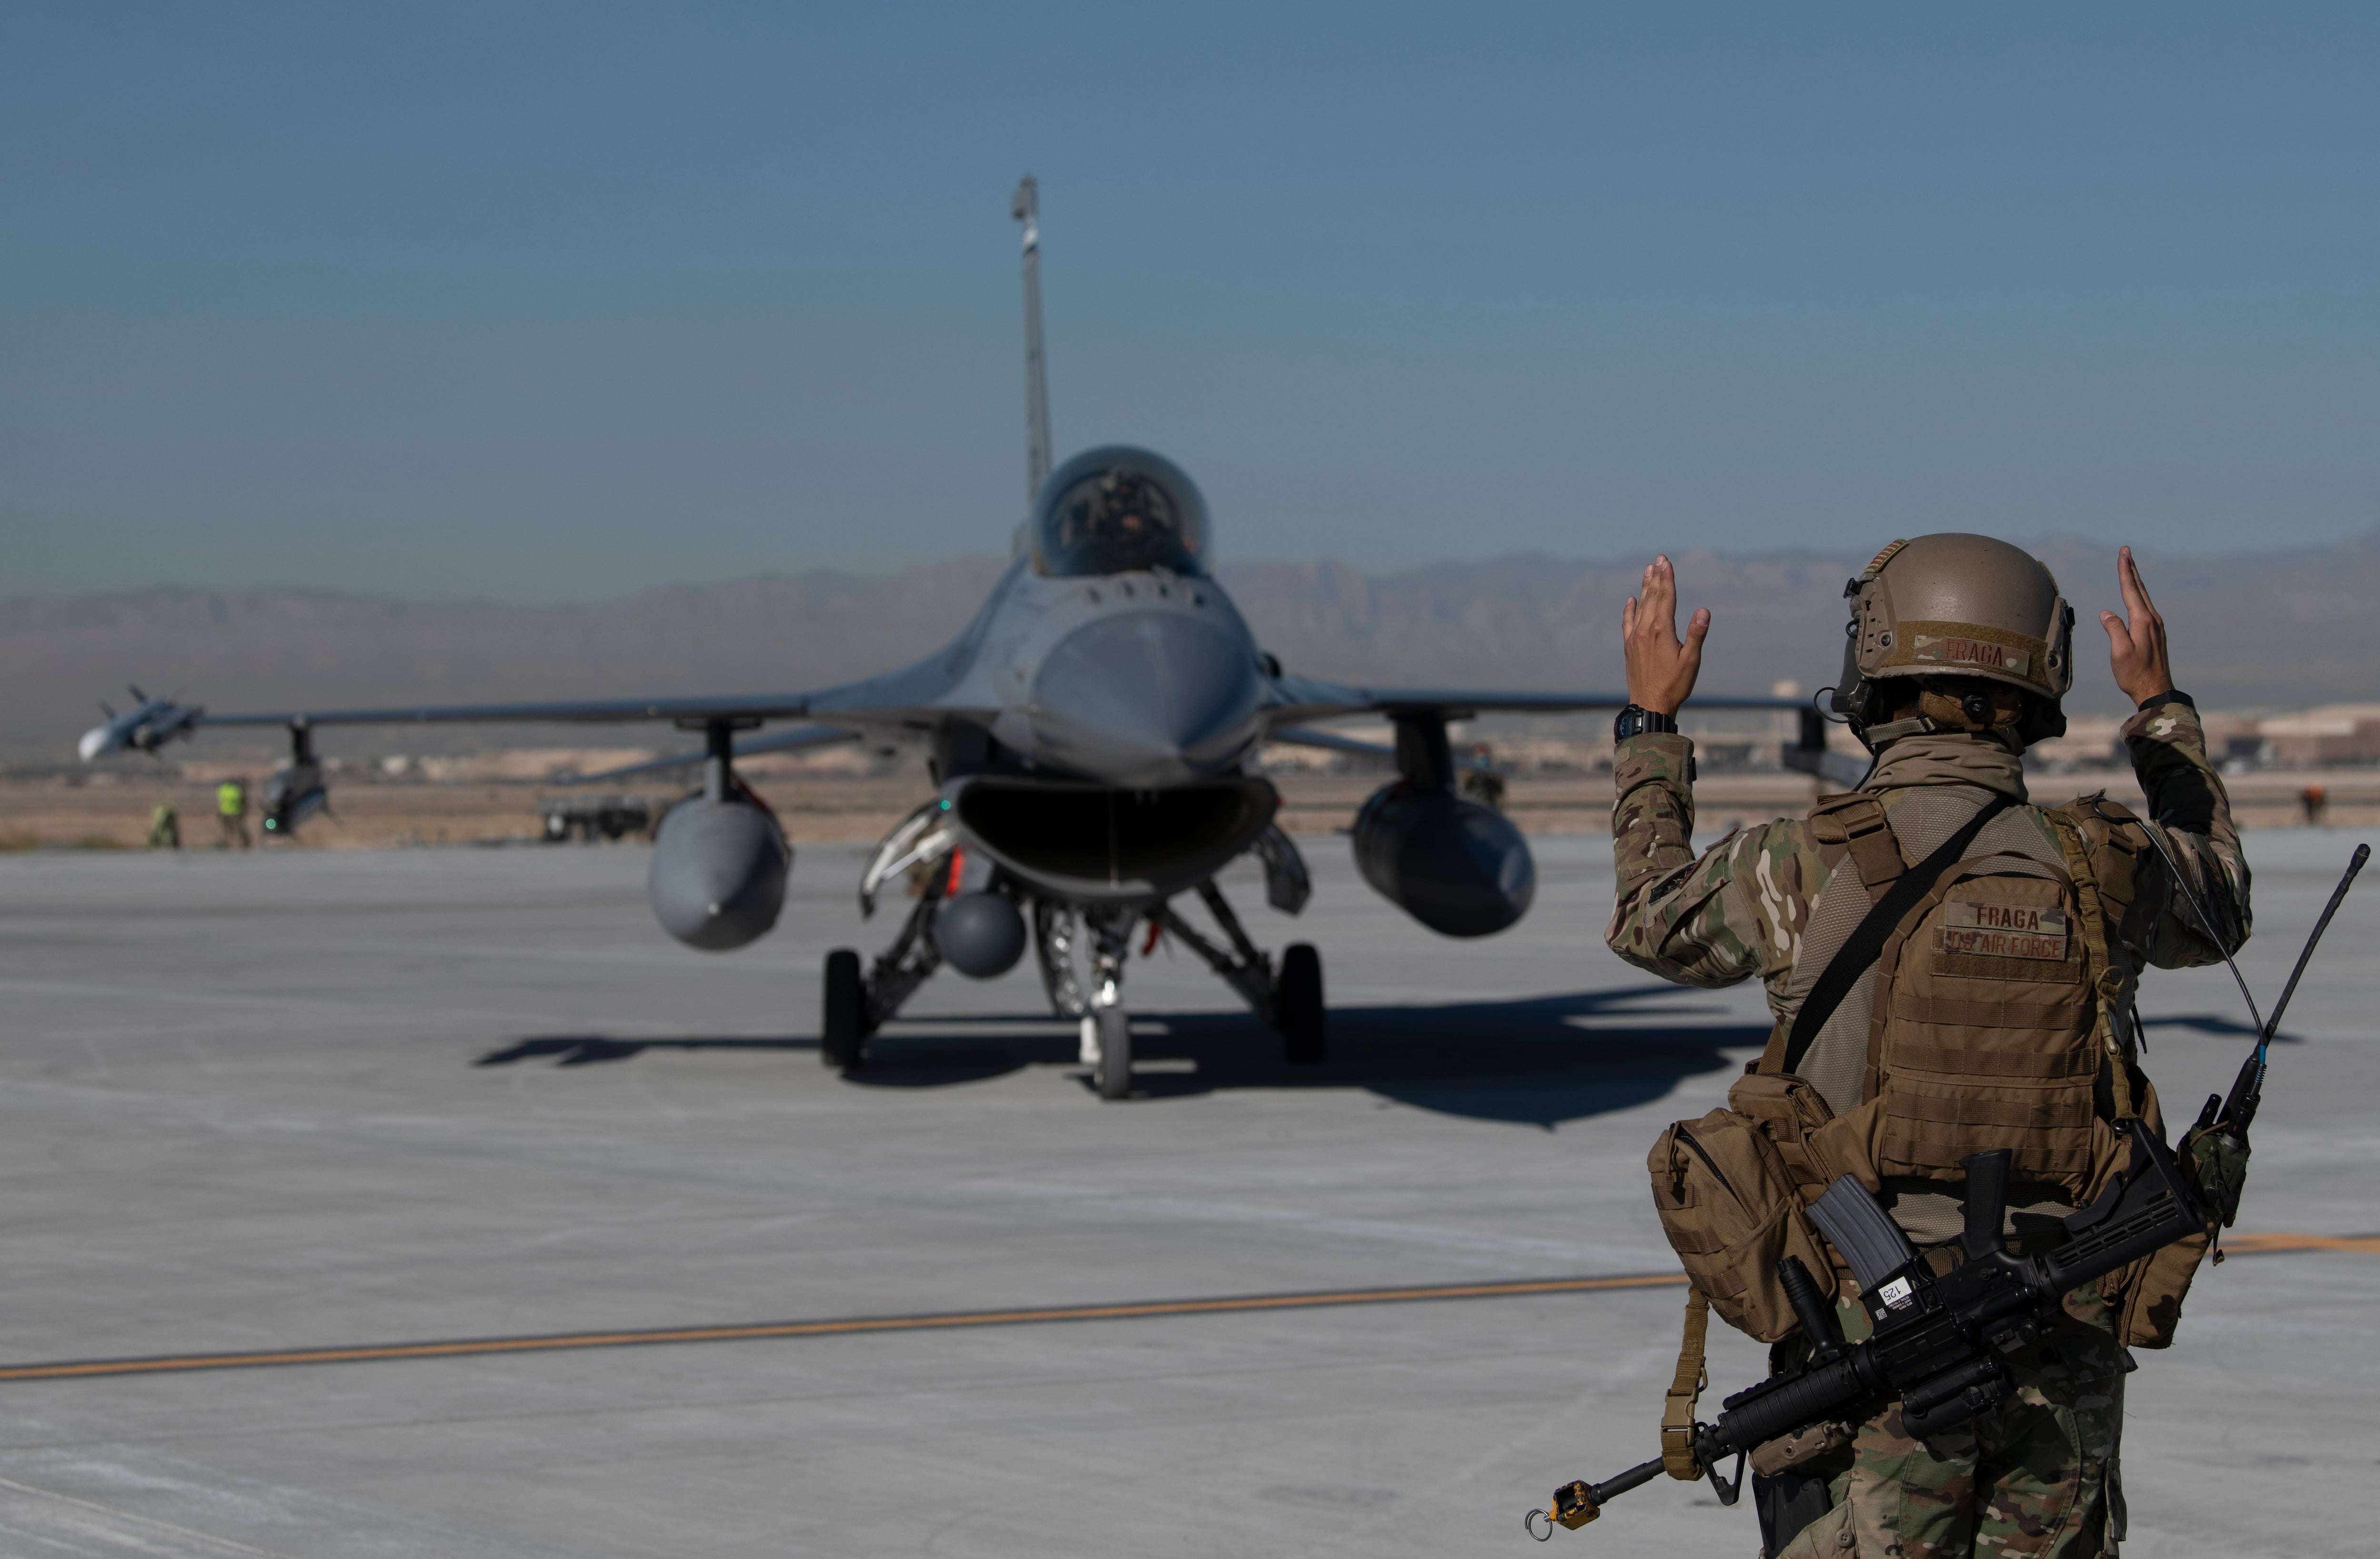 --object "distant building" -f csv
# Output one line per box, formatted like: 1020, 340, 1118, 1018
2259, 705, 2380, 766
2026, 716, 2125, 772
